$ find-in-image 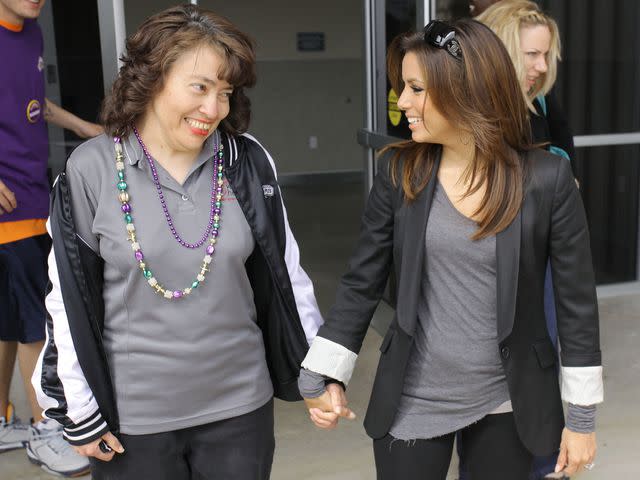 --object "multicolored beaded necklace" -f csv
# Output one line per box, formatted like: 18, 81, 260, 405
113, 129, 225, 300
